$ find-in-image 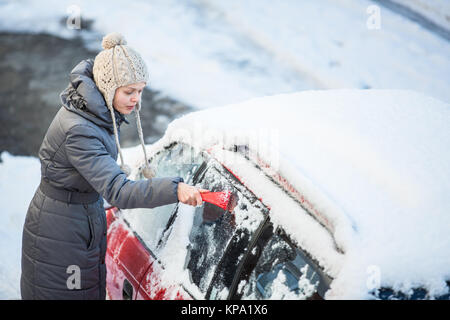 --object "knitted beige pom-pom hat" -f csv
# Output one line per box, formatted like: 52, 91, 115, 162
93, 32, 154, 178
